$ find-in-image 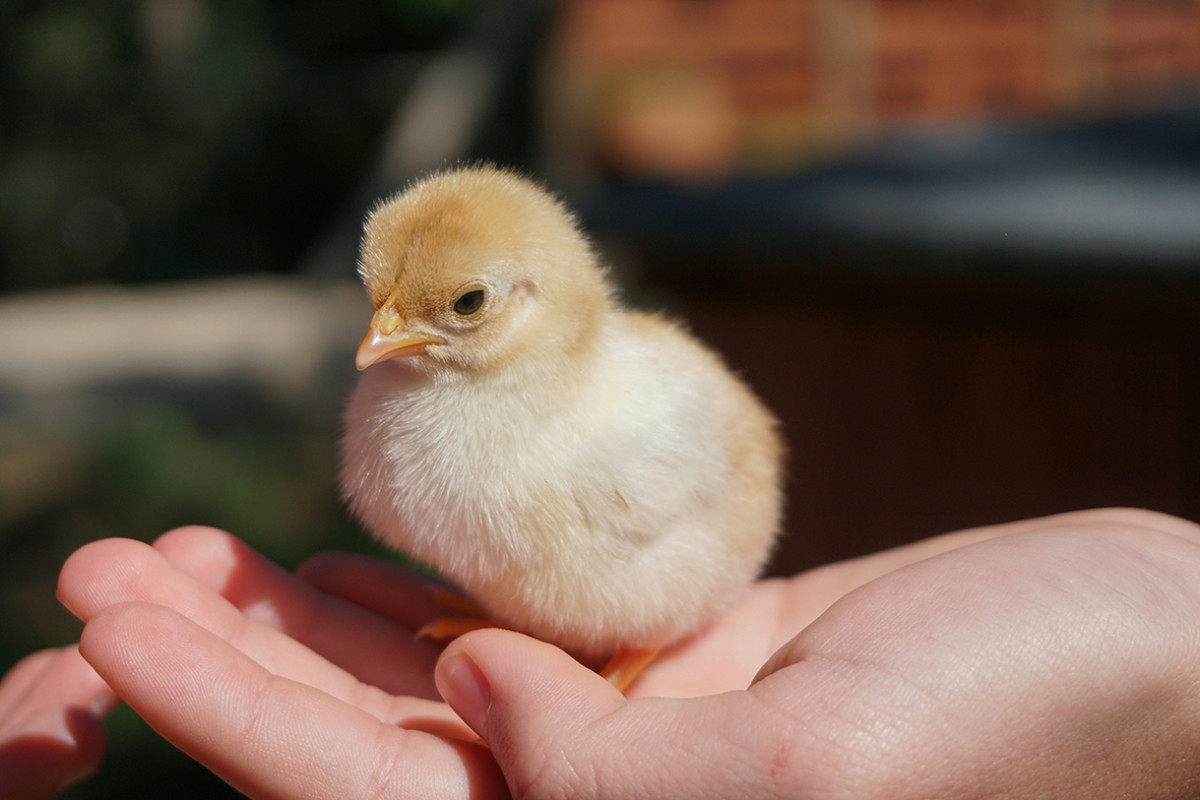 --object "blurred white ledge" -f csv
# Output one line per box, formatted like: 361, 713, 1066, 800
0, 276, 368, 396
